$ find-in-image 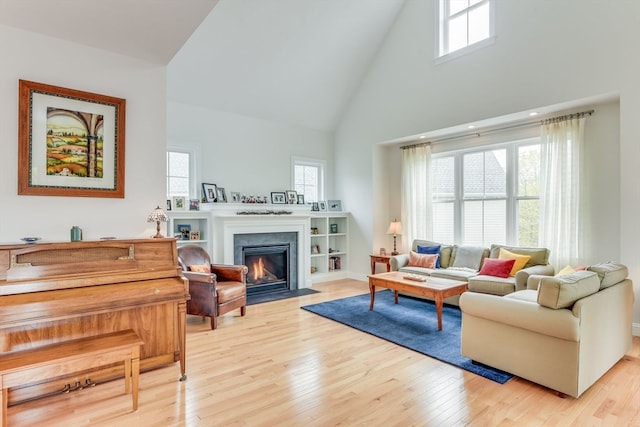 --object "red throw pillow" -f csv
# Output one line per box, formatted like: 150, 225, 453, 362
407, 251, 439, 269
478, 258, 516, 278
